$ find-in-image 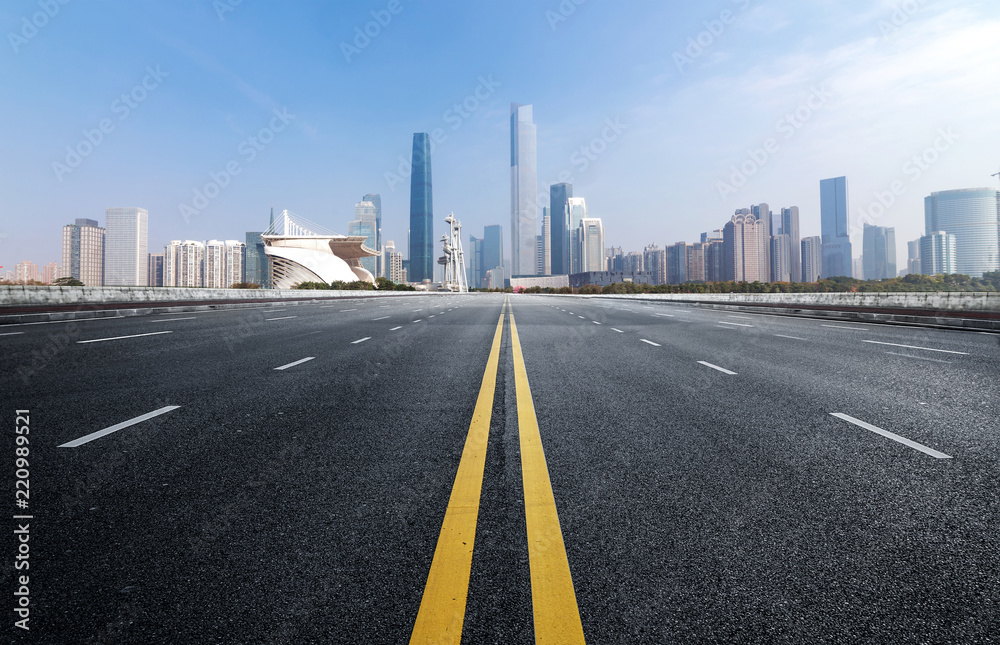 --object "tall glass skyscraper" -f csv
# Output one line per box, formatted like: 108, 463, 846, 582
820, 177, 853, 278
409, 133, 433, 282
104, 207, 148, 286
510, 103, 537, 276
482, 224, 504, 279
779, 206, 801, 282
924, 188, 1000, 277
549, 182, 572, 274
862, 224, 897, 280
244, 231, 269, 287
351, 200, 378, 277
363, 193, 382, 276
